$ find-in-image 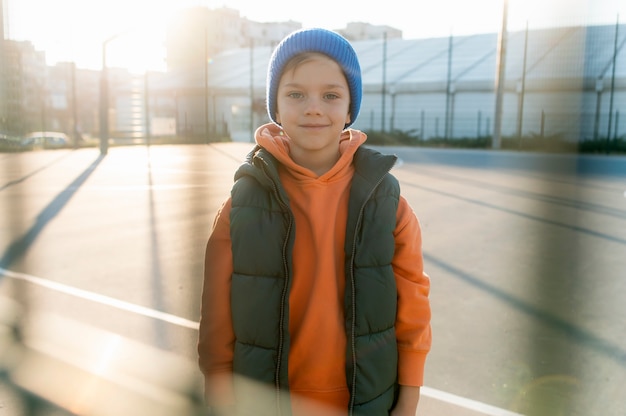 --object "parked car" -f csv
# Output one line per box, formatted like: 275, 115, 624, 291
0, 134, 23, 152
21, 132, 70, 149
